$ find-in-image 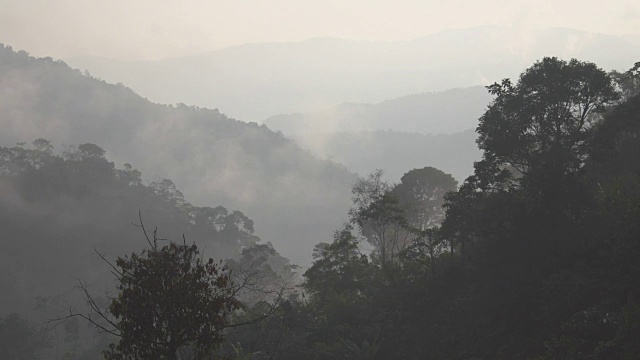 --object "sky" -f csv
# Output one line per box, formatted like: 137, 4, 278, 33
2, 0, 639, 61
